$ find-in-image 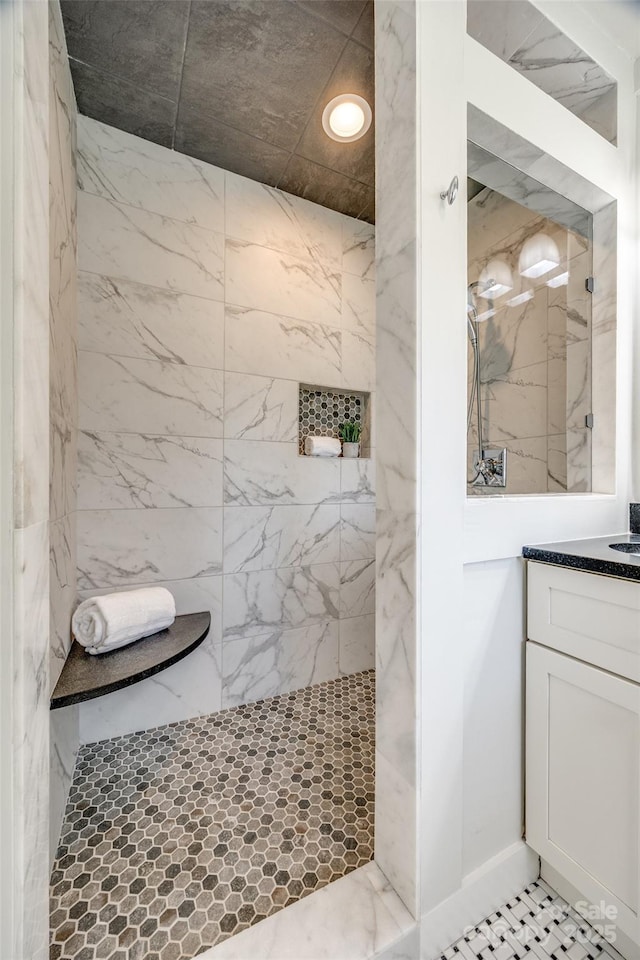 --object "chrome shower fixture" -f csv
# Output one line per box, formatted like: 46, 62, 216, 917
472, 448, 508, 487
466, 282, 507, 488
